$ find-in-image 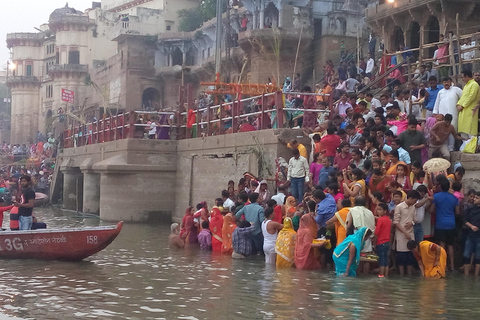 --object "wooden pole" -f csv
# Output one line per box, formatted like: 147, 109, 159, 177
407, 59, 413, 115
419, 25, 425, 65
357, 28, 361, 69
448, 35, 457, 83
293, 26, 303, 83
456, 13, 463, 76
